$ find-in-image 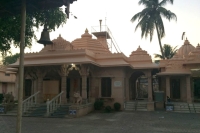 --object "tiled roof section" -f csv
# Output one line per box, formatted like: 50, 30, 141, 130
177, 39, 195, 58
72, 29, 110, 54
170, 53, 183, 60
129, 46, 152, 62
40, 34, 73, 52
